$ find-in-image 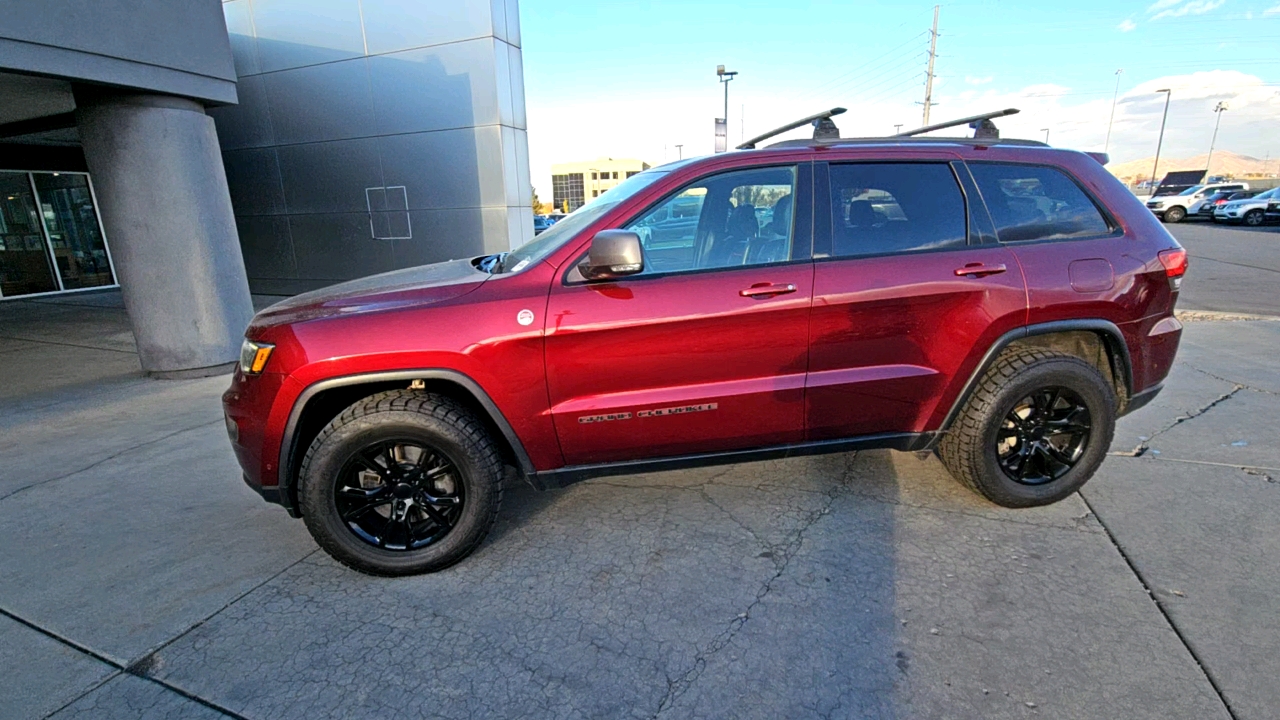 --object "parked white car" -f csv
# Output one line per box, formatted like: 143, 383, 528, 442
1215, 186, 1280, 226
1147, 182, 1249, 223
